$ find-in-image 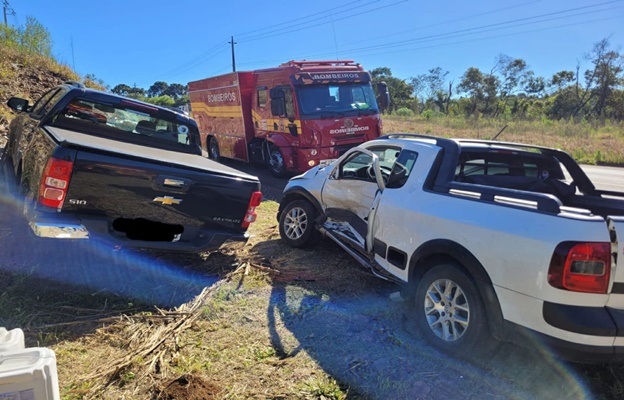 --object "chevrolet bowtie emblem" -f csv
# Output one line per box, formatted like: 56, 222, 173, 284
153, 196, 182, 205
